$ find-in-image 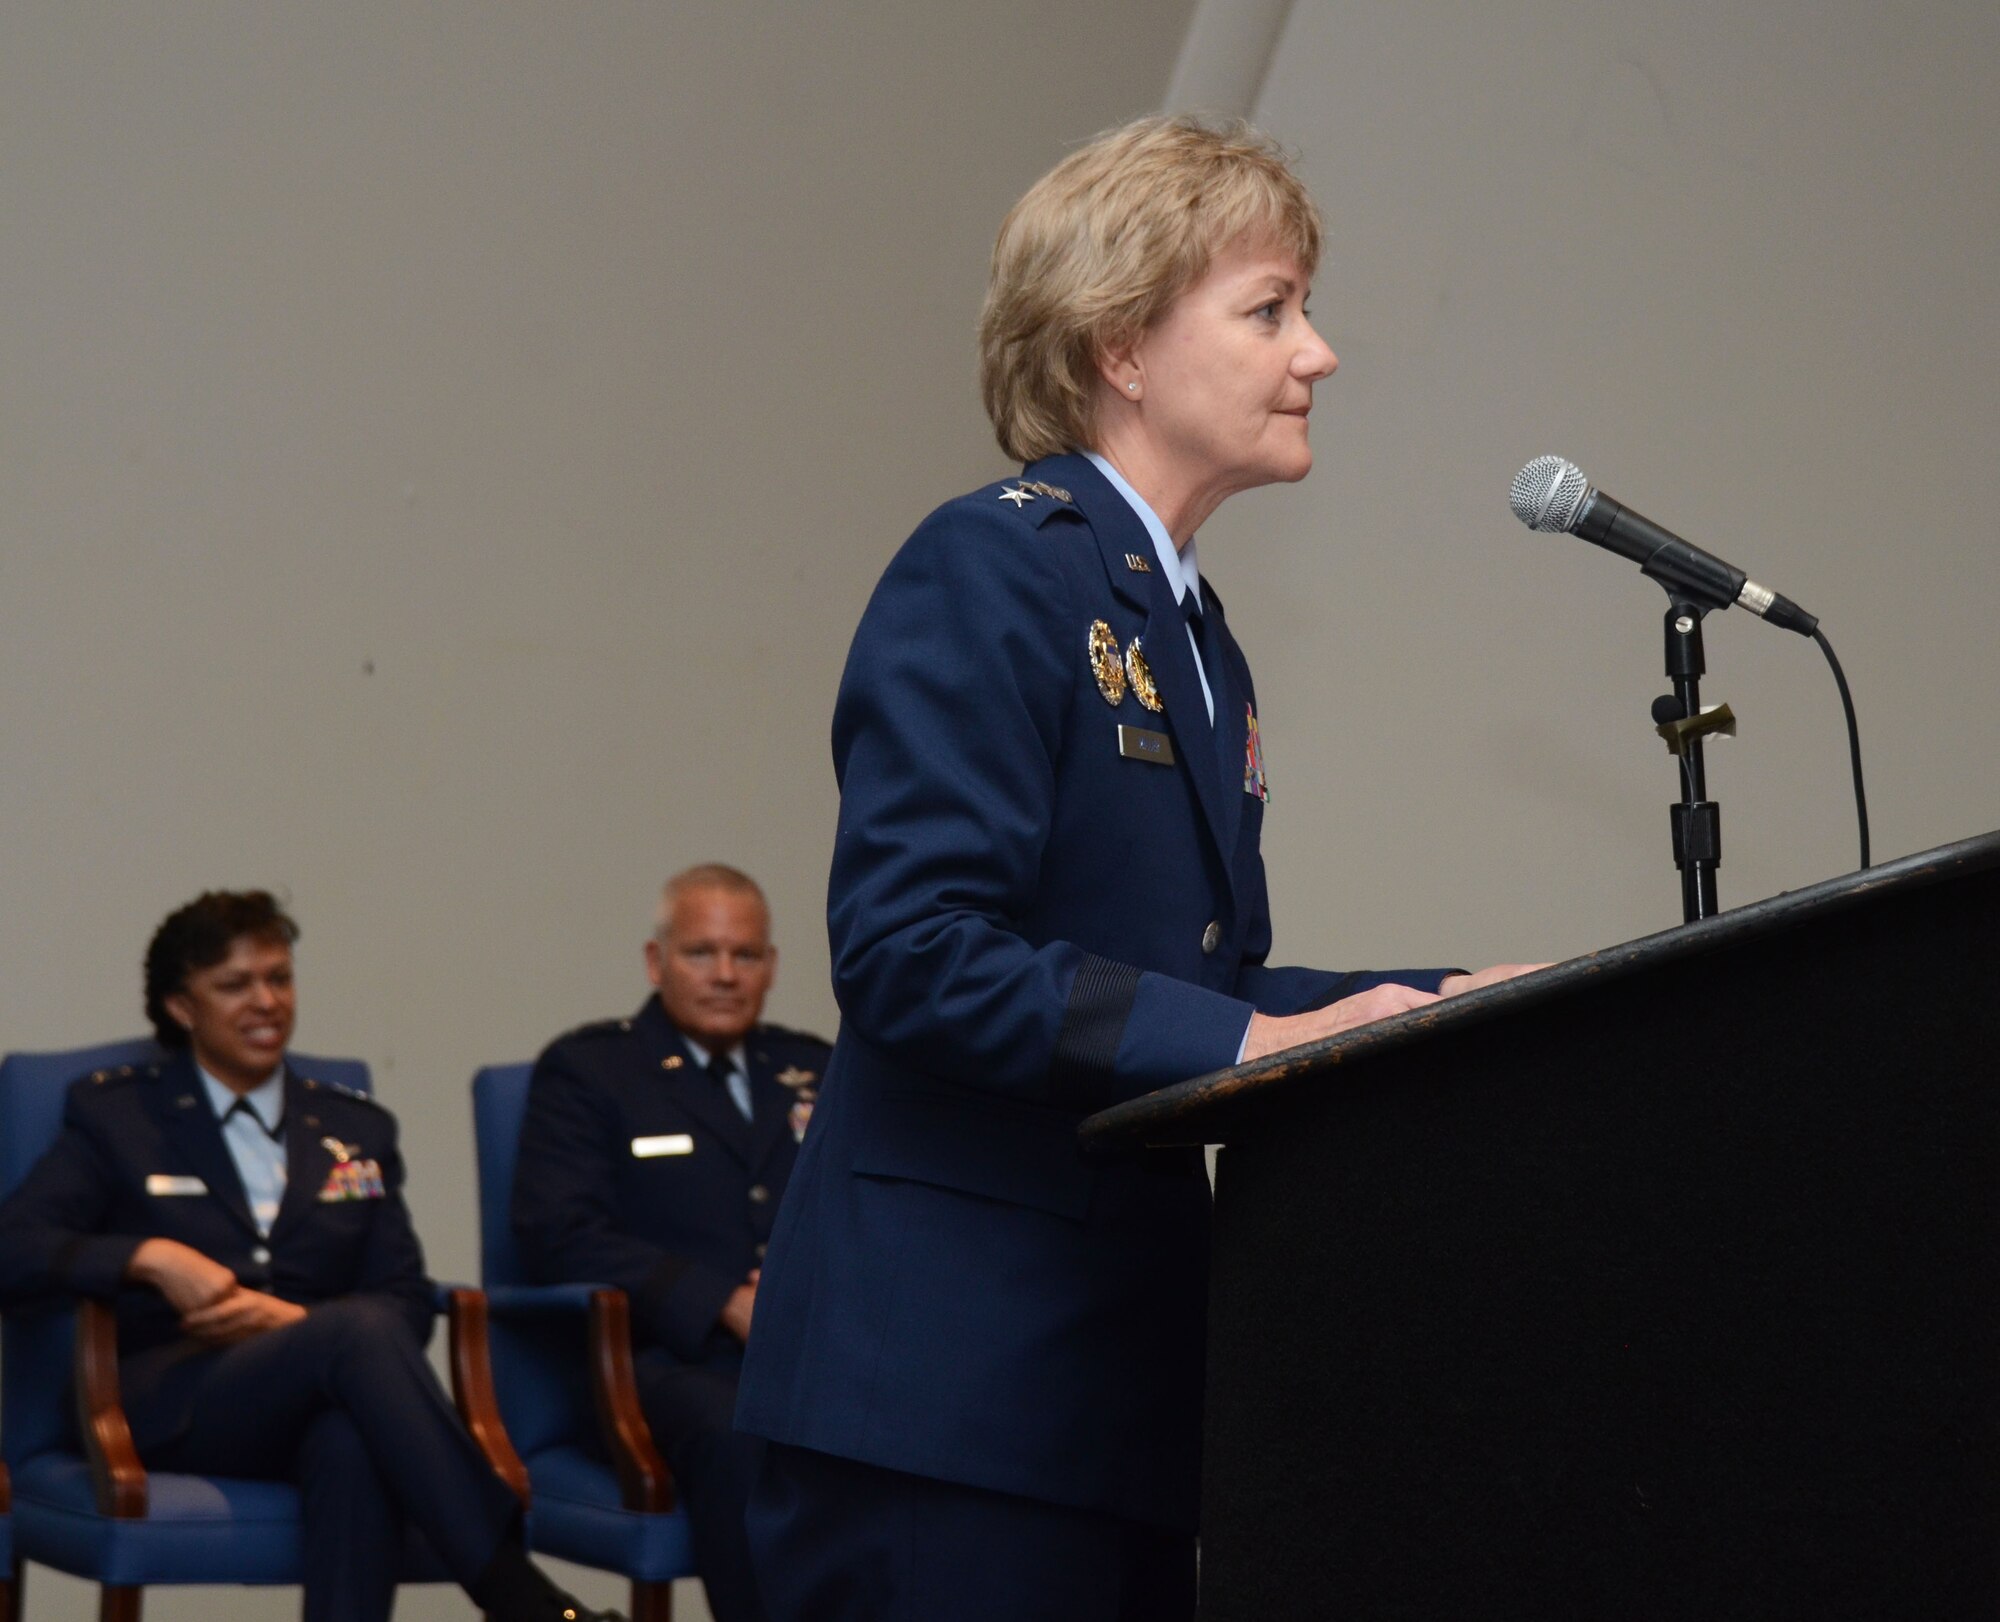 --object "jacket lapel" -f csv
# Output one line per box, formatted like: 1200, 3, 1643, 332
1040, 453, 1239, 897
269, 1070, 332, 1244
155, 1053, 259, 1240
637, 1001, 754, 1168
1207, 587, 1249, 862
